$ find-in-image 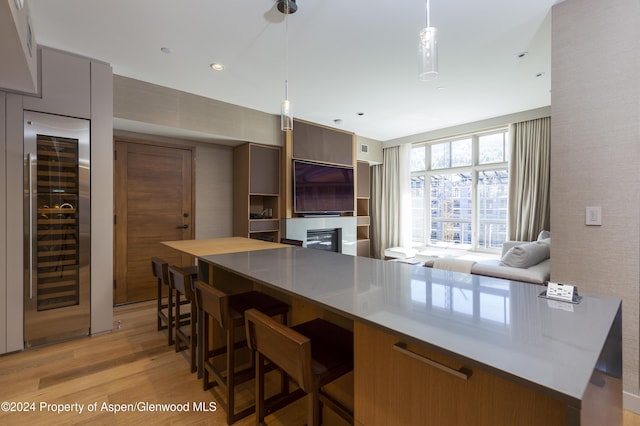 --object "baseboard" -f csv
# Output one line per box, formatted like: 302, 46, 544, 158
624, 391, 640, 414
